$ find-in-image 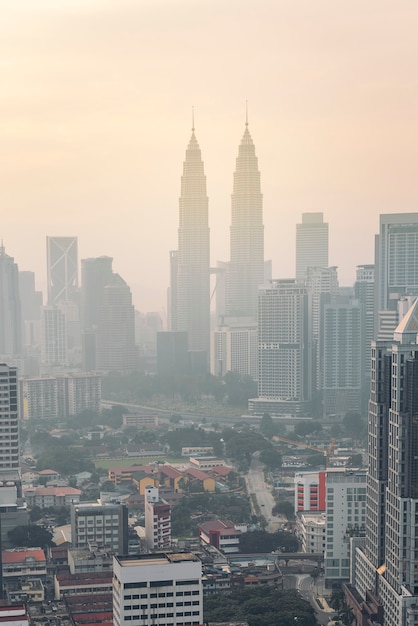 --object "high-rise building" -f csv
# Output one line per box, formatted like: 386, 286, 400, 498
112, 552, 203, 626
0, 245, 22, 358
40, 306, 68, 367
296, 213, 329, 281
0, 363, 29, 546
96, 273, 139, 371
81, 256, 114, 332
46, 236, 78, 305
71, 500, 128, 554
319, 295, 362, 417
156, 331, 189, 376
354, 264, 375, 406
374, 213, 418, 338
170, 127, 210, 364
325, 469, 366, 588
144, 487, 171, 550
348, 298, 418, 626
226, 120, 264, 318
248, 279, 312, 416
211, 318, 258, 380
